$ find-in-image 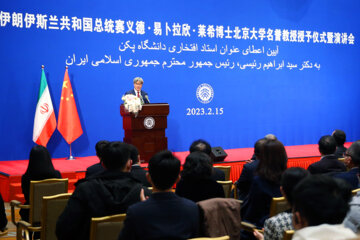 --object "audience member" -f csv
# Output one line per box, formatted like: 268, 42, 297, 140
118, 150, 199, 240
129, 144, 151, 187
333, 140, 360, 189
332, 129, 347, 158
291, 175, 355, 239
307, 135, 346, 174
189, 139, 225, 181
241, 139, 288, 229
85, 140, 109, 178
21, 145, 61, 221
56, 141, 150, 240
254, 167, 310, 240
176, 152, 225, 202
236, 138, 266, 200
0, 193, 7, 233
343, 191, 360, 233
